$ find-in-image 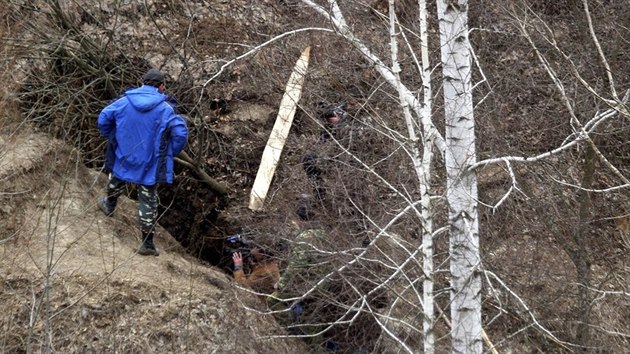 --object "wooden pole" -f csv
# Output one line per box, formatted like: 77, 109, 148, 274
248, 46, 311, 210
